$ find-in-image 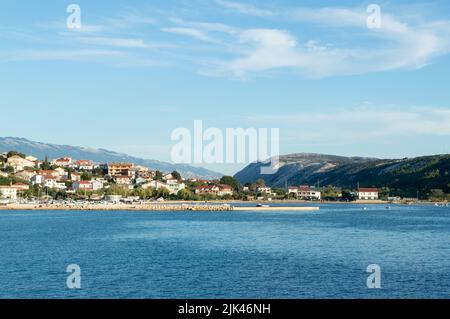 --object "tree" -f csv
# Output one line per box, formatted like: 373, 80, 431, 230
171, 171, 182, 182
219, 176, 241, 191
341, 189, 356, 201
41, 155, 52, 170
429, 189, 445, 201
1, 166, 14, 174
322, 186, 341, 201
254, 179, 266, 187
80, 172, 92, 181
177, 188, 192, 200
154, 171, 163, 181
105, 185, 130, 197
7, 151, 26, 158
